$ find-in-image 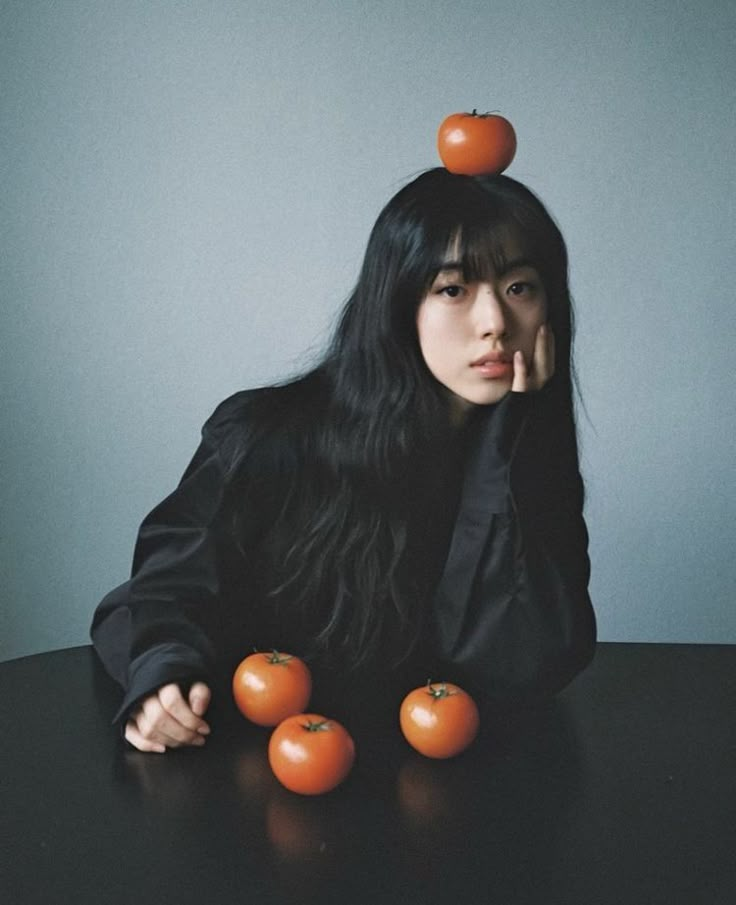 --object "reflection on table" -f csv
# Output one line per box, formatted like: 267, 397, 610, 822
2, 643, 735, 905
